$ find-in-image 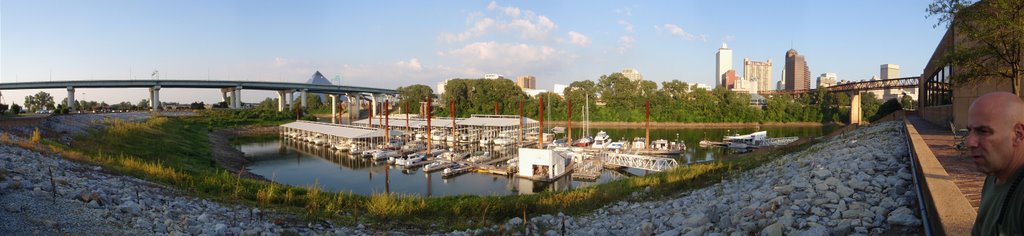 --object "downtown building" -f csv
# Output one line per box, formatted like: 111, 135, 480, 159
716, 43, 733, 88
621, 68, 644, 82
817, 73, 837, 88
743, 58, 773, 92
784, 49, 811, 91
